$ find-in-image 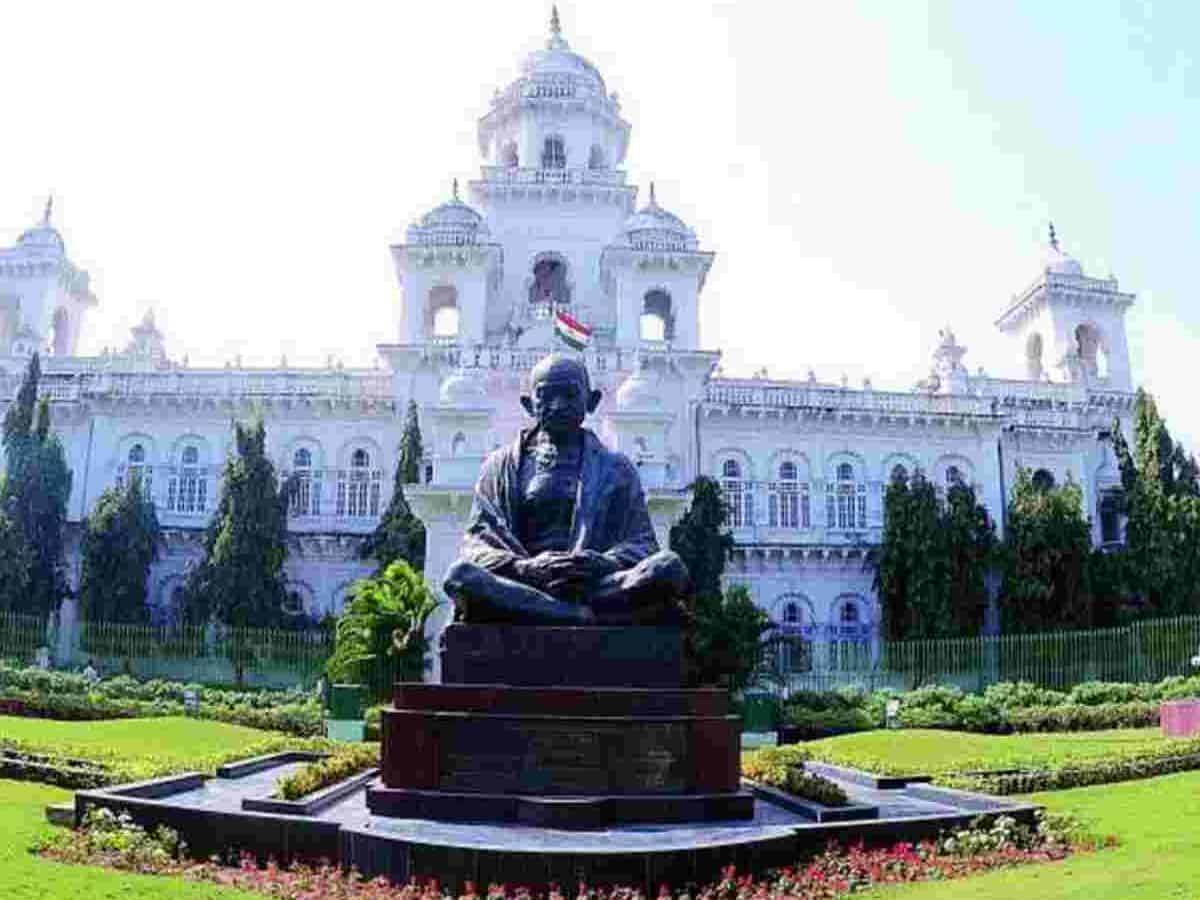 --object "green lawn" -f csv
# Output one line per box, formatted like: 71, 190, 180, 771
804, 728, 1176, 775
0, 715, 322, 781
868, 770, 1200, 899
0, 779, 258, 900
